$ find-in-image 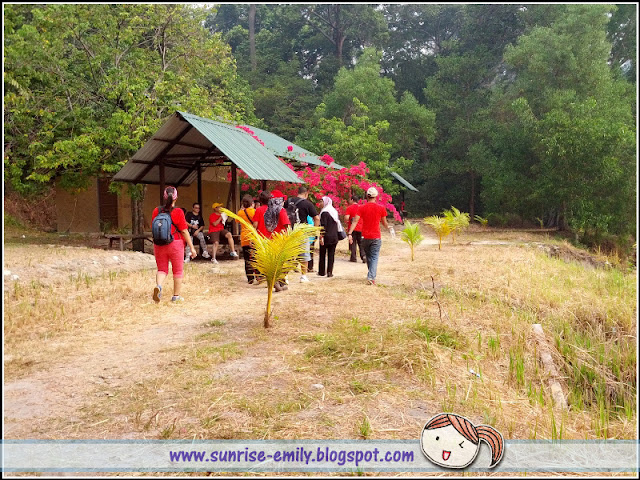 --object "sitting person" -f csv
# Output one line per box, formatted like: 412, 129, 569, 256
208, 202, 239, 264
184, 202, 210, 261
